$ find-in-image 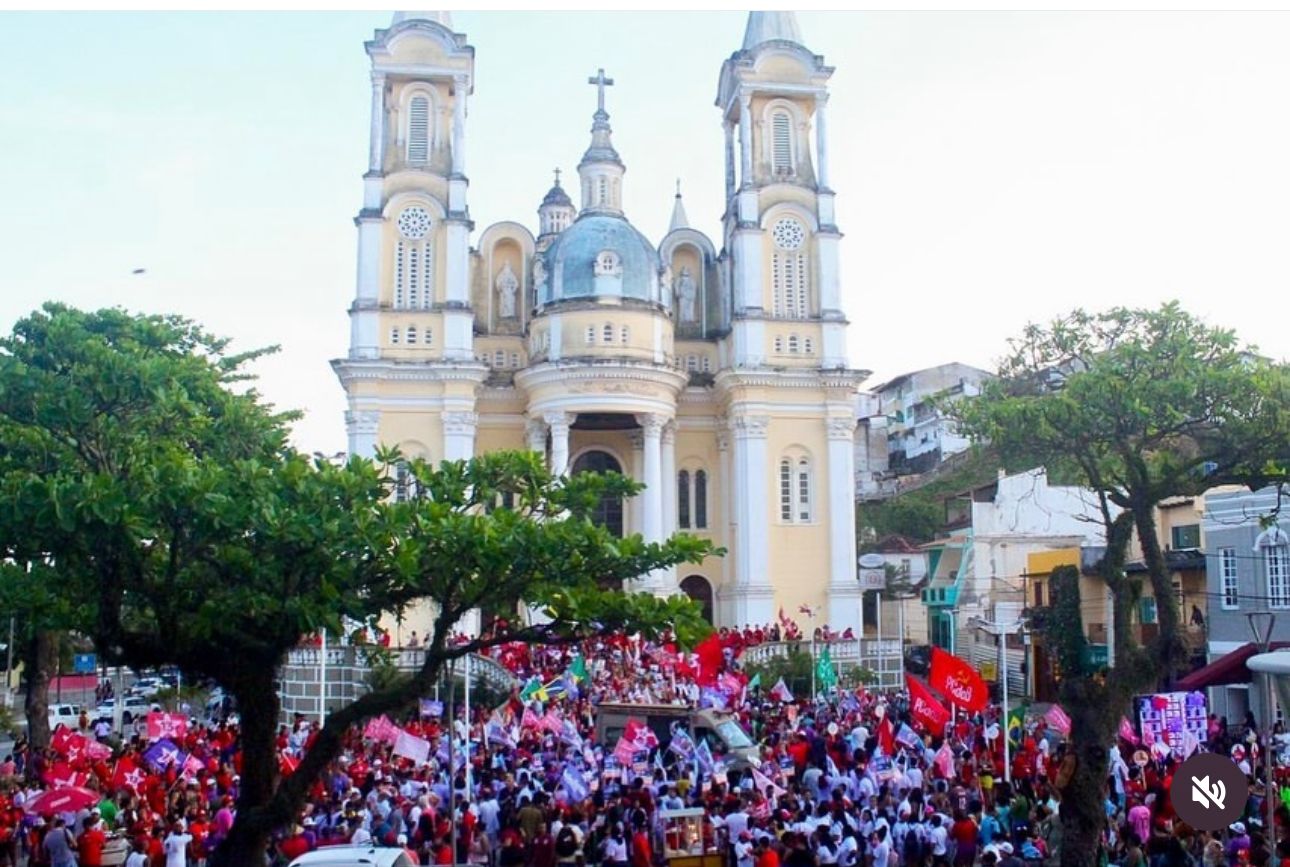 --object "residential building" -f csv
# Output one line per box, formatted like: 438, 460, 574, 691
920, 468, 1109, 696
1188, 485, 1290, 725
